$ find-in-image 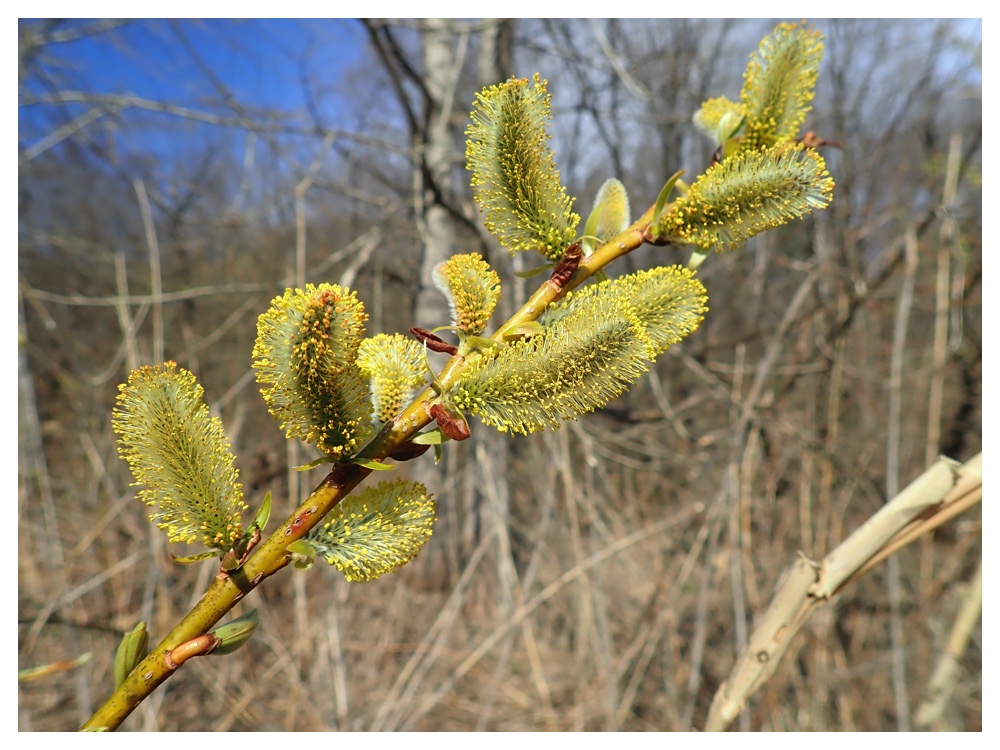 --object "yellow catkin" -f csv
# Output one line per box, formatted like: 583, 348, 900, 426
740, 21, 824, 152
357, 333, 426, 425
655, 143, 833, 251
253, 284, 372, 457
452, 293, 653, 435
112, 361, 247, 547
433, 253, 502, 335
546, 266, 709, 358
466, 74, 580, 260
310, 480, 436, 582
